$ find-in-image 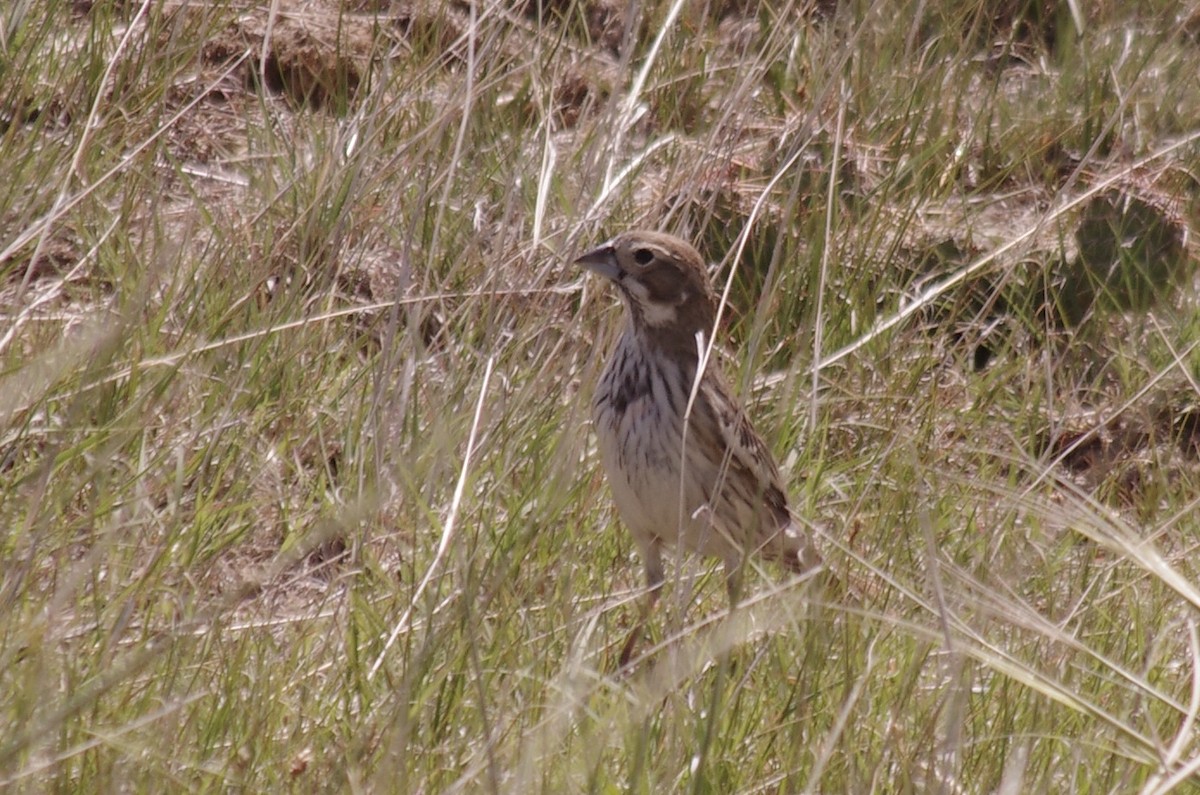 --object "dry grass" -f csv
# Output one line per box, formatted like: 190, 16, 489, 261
3, 0, 1200, 790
